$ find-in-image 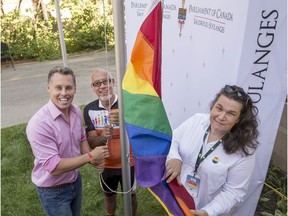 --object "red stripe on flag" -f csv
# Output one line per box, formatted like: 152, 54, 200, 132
168, 178, 196, 215
139, 1, 162, 98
